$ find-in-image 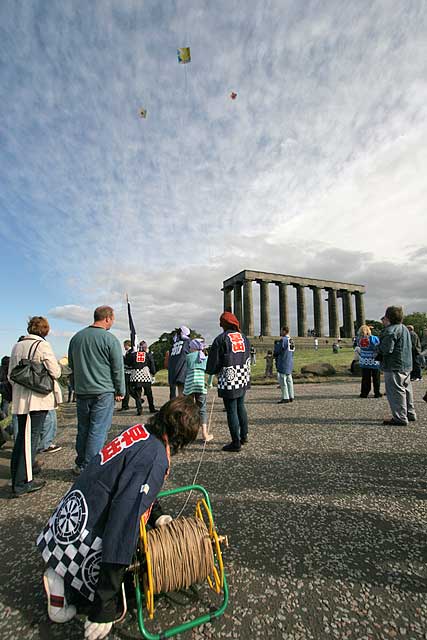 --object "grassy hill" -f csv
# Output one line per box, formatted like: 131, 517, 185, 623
152, 346, 356, 386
